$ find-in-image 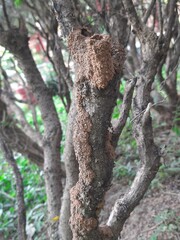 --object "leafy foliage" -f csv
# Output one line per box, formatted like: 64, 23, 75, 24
0, 155, 46, 239
149, 210, 180, 240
